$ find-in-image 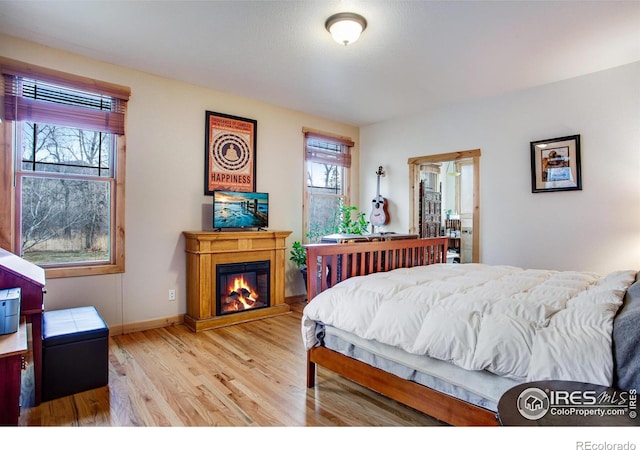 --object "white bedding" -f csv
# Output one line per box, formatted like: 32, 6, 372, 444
301, 263, 636, 386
